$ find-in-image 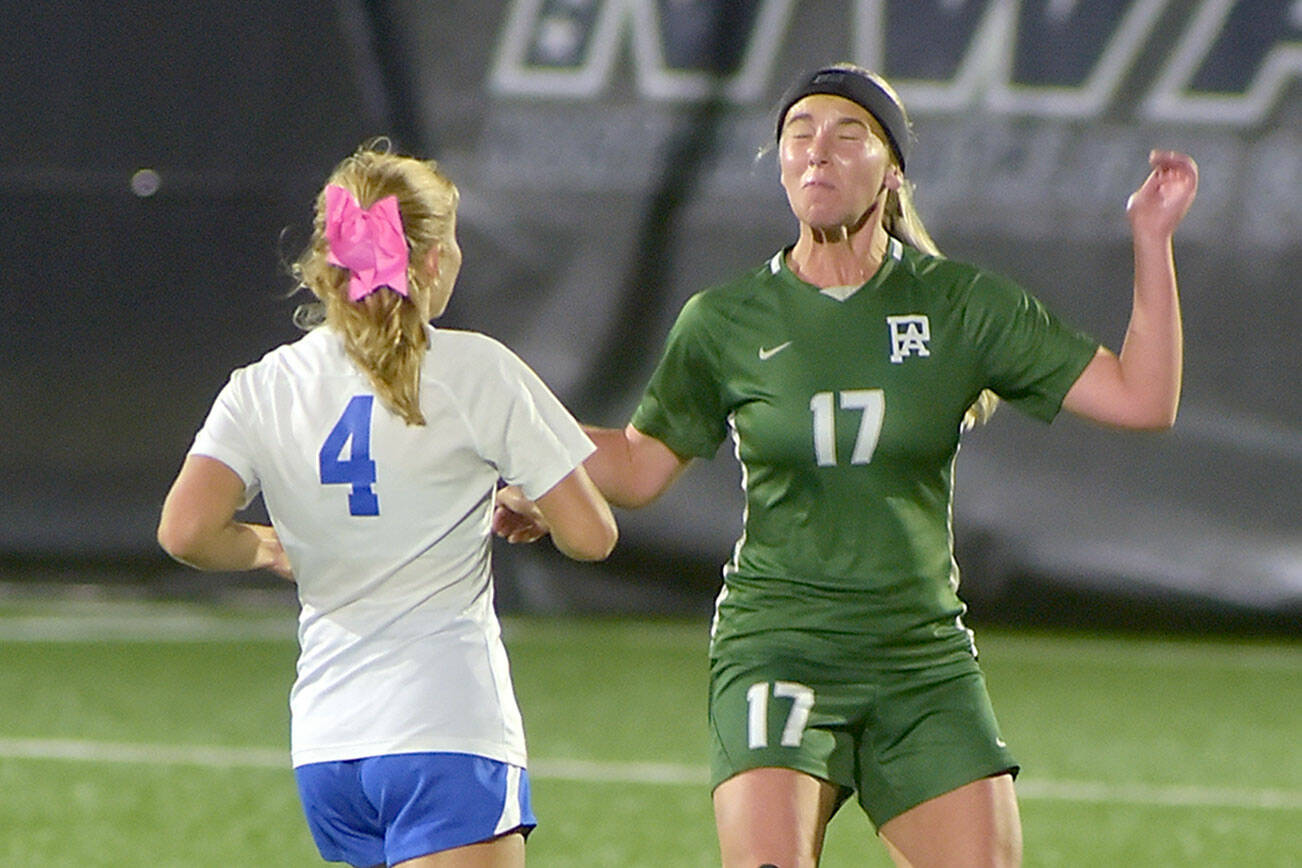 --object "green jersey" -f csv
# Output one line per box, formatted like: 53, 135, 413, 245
632, 239, 1098, 669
